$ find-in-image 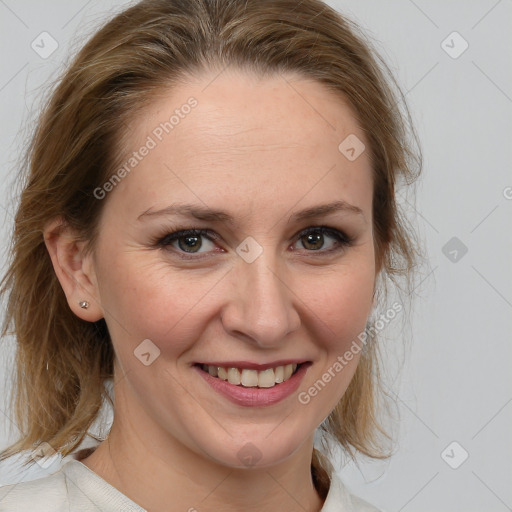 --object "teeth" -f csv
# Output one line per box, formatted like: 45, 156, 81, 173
227, 367, 241, 385
283, 363, 293, 380
257, 368, 275, 388
203, 363, 301, 388
241, 369, 258, 387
